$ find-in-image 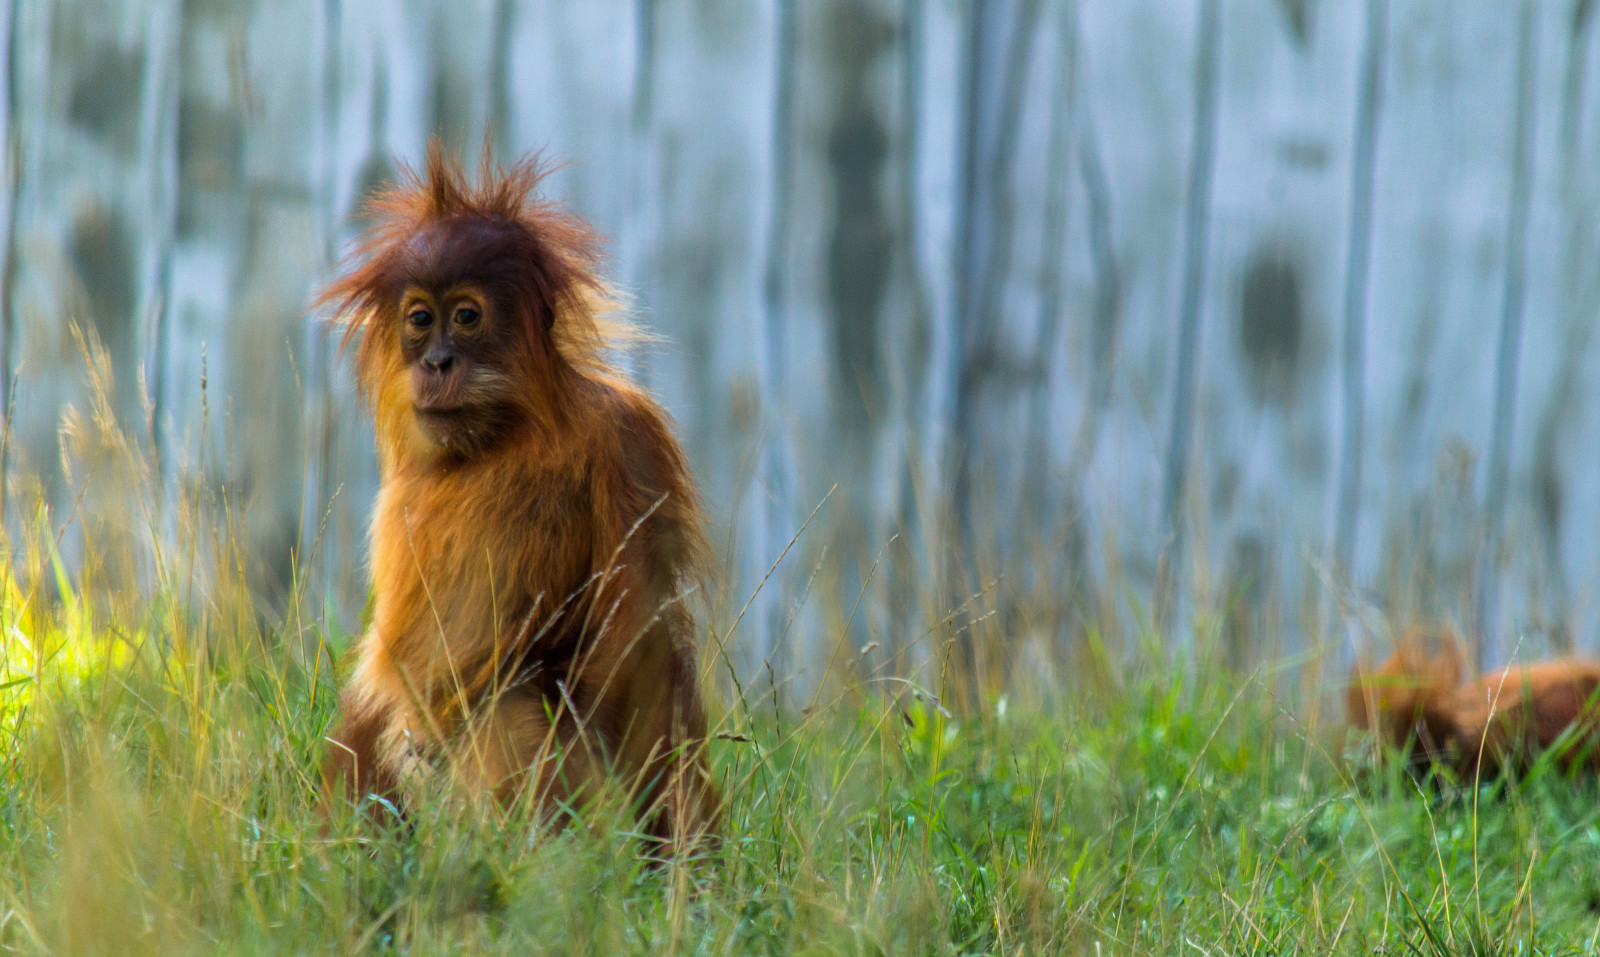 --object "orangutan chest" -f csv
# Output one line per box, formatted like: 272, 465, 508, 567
372, 472, 595, 649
